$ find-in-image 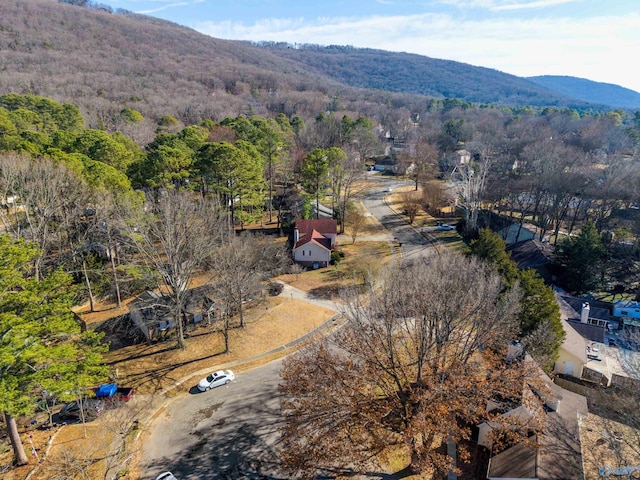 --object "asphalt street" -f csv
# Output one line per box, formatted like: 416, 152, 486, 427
362, 176, 438, 264
143, 360, 286, 480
